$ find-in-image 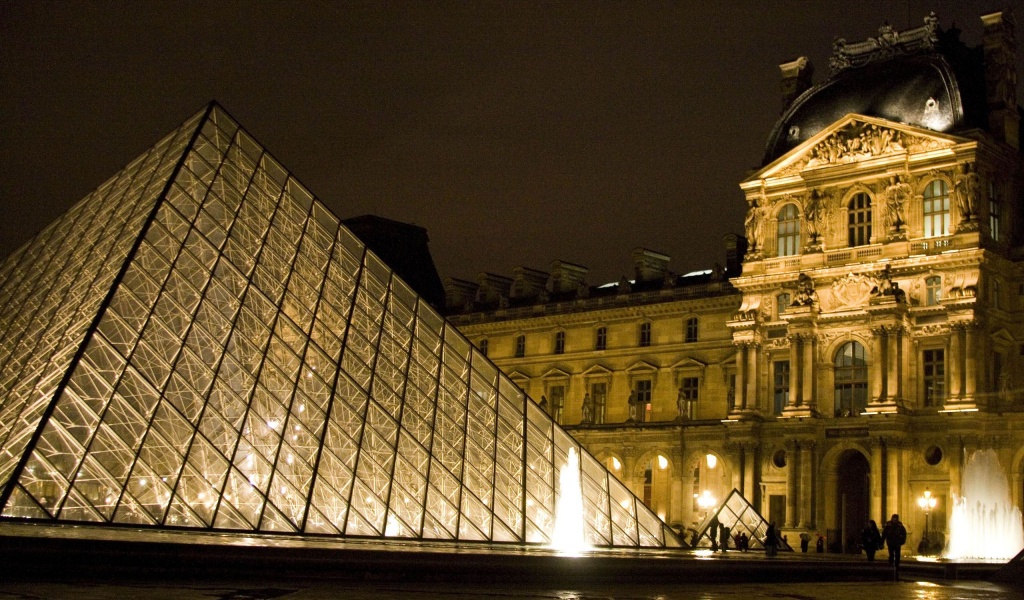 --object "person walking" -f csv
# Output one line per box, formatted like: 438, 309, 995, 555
881, 514, 907, 579
765, 522, 779, 557
862, 520, 882, 562
719, 524, 730, 553
799, 531, 811, 553
708, 514, 720, 551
